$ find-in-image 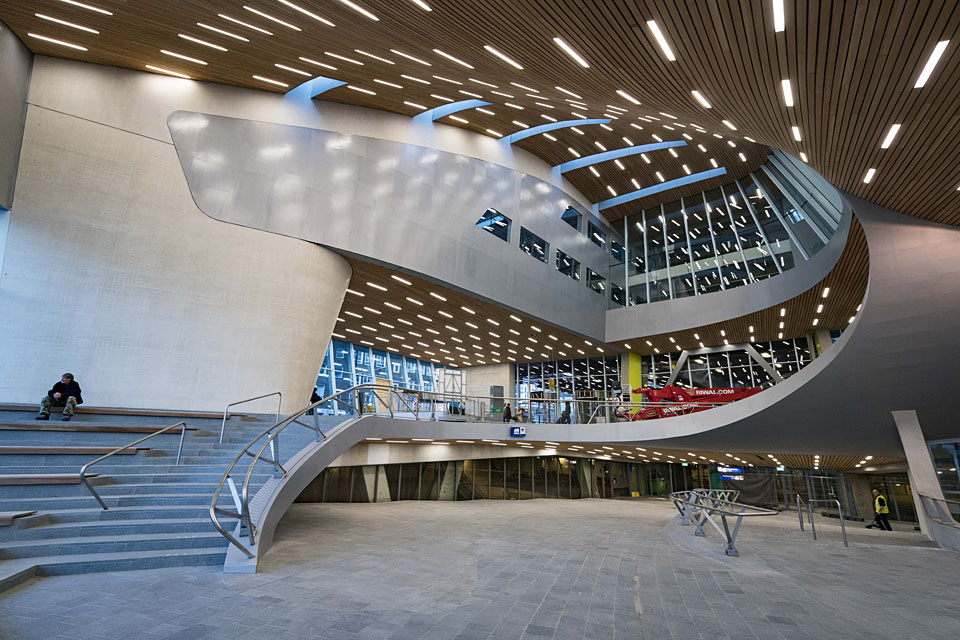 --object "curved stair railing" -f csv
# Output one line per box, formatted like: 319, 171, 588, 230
209, 384, 420, 558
